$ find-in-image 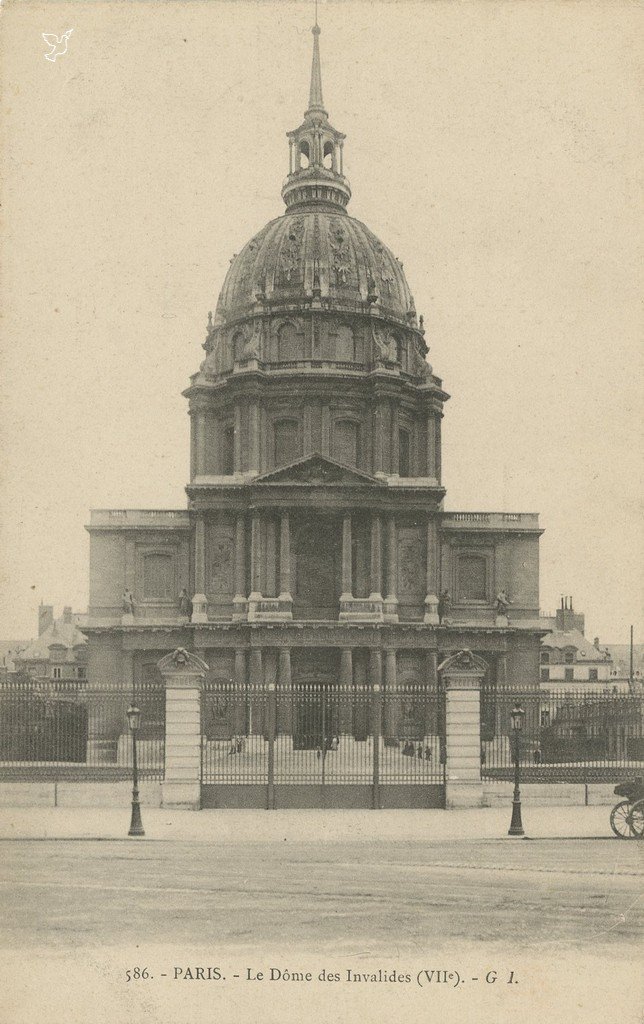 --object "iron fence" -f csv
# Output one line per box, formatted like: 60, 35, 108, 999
0, 680, 165, 780
481, 685, 644, 783
201, 679, 445, 787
